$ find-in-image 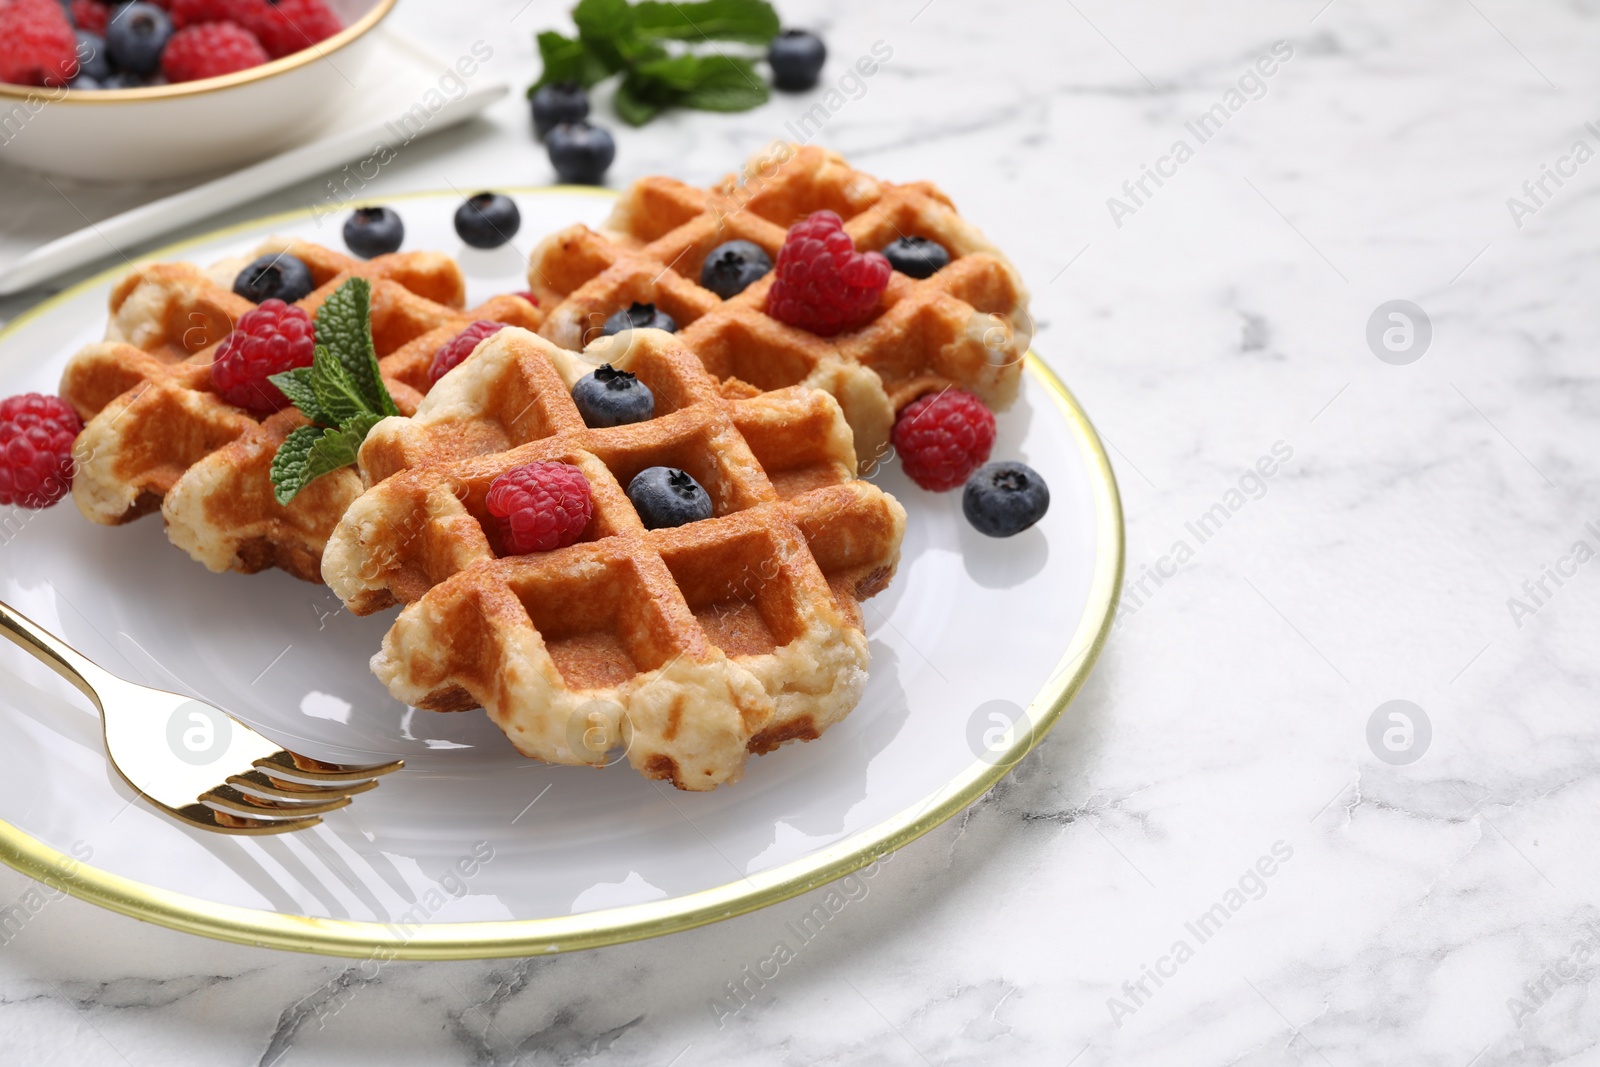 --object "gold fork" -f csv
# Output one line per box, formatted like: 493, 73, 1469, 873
0, 599, 401, 835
